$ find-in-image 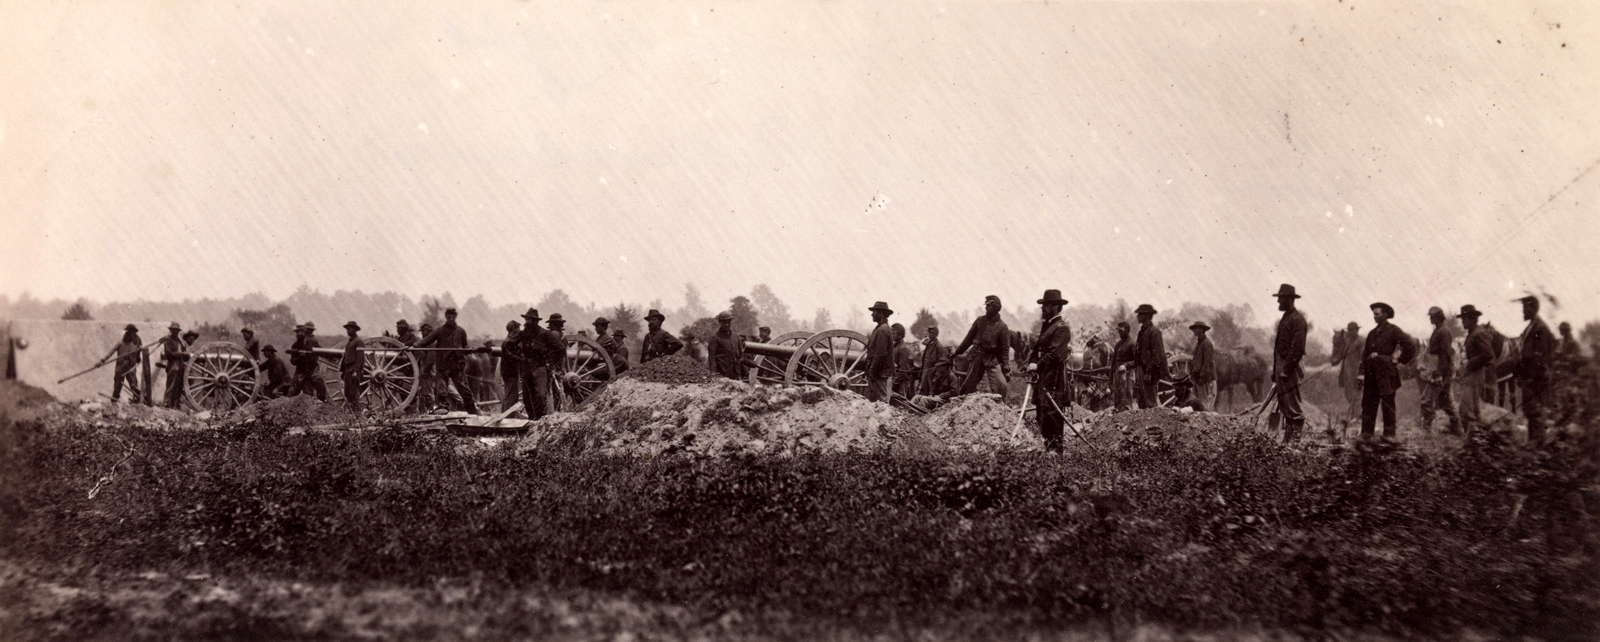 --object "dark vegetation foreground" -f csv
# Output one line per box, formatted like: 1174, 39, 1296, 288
1, 382, 1597, 641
